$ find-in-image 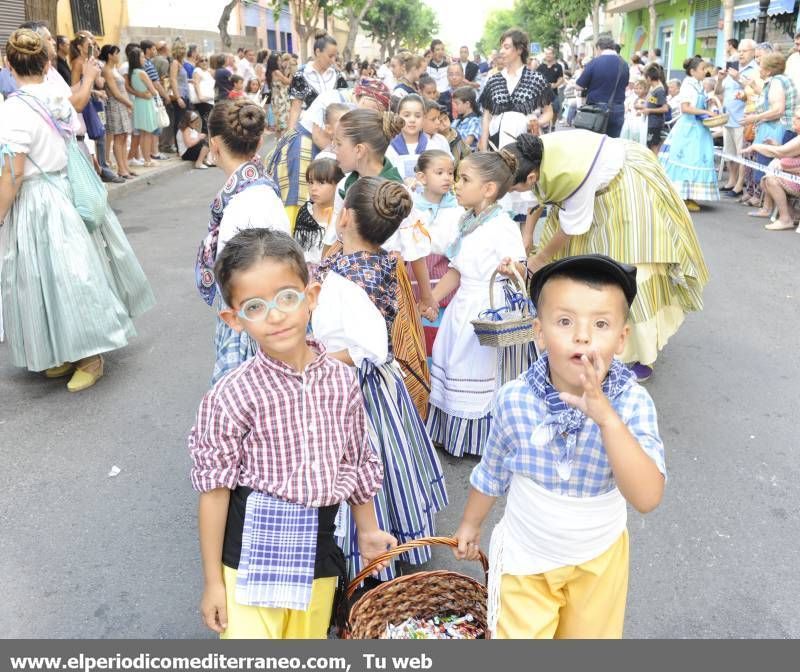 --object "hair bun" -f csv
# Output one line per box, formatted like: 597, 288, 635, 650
9, 28, 44, 56
374, 180, 412, 222
314, 29, 328, 40
498, 148, 518, 176
381, 111, 404, 141
227, 99, 265, 138
516, 133, 543, 163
